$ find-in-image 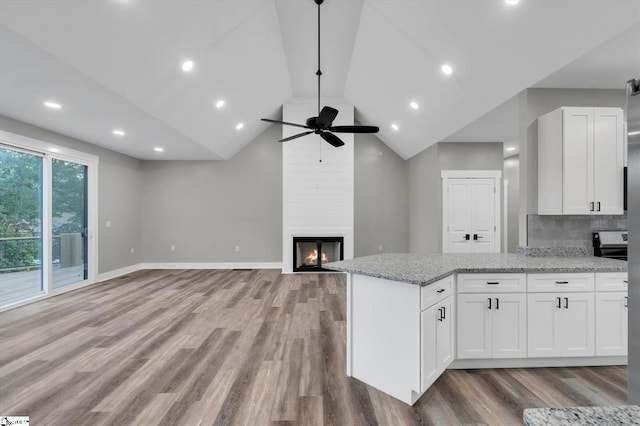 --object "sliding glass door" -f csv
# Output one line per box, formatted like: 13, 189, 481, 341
0, 146, 44, 303
1, 135, 97, 309
52, 159, 88, 289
